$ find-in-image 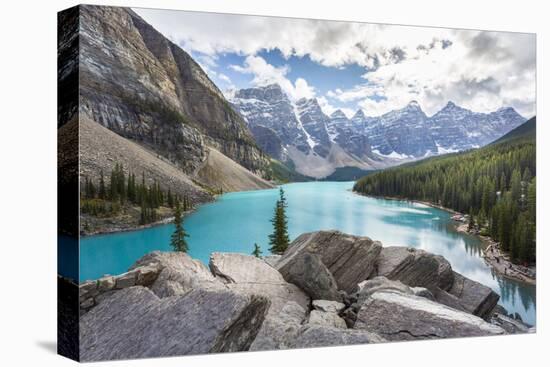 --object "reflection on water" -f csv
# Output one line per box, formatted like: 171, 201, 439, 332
80, 181, 535, 325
